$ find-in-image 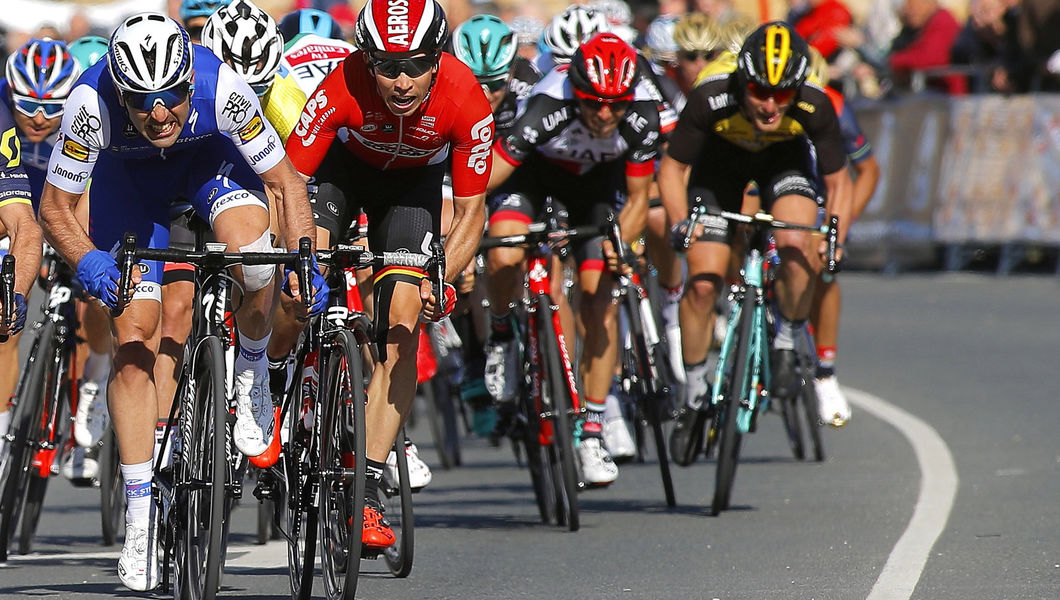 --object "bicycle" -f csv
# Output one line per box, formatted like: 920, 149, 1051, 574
479, 222, 598, 532
114, 230, 312, 600
0, 250, 85, 560
682, 203, 837, 516
418, 318, 465, 470
271, 242, 439, 600
605, 219, 677, 508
